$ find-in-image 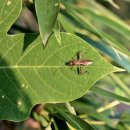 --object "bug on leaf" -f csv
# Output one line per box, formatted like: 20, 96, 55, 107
65, 51, 93, 75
